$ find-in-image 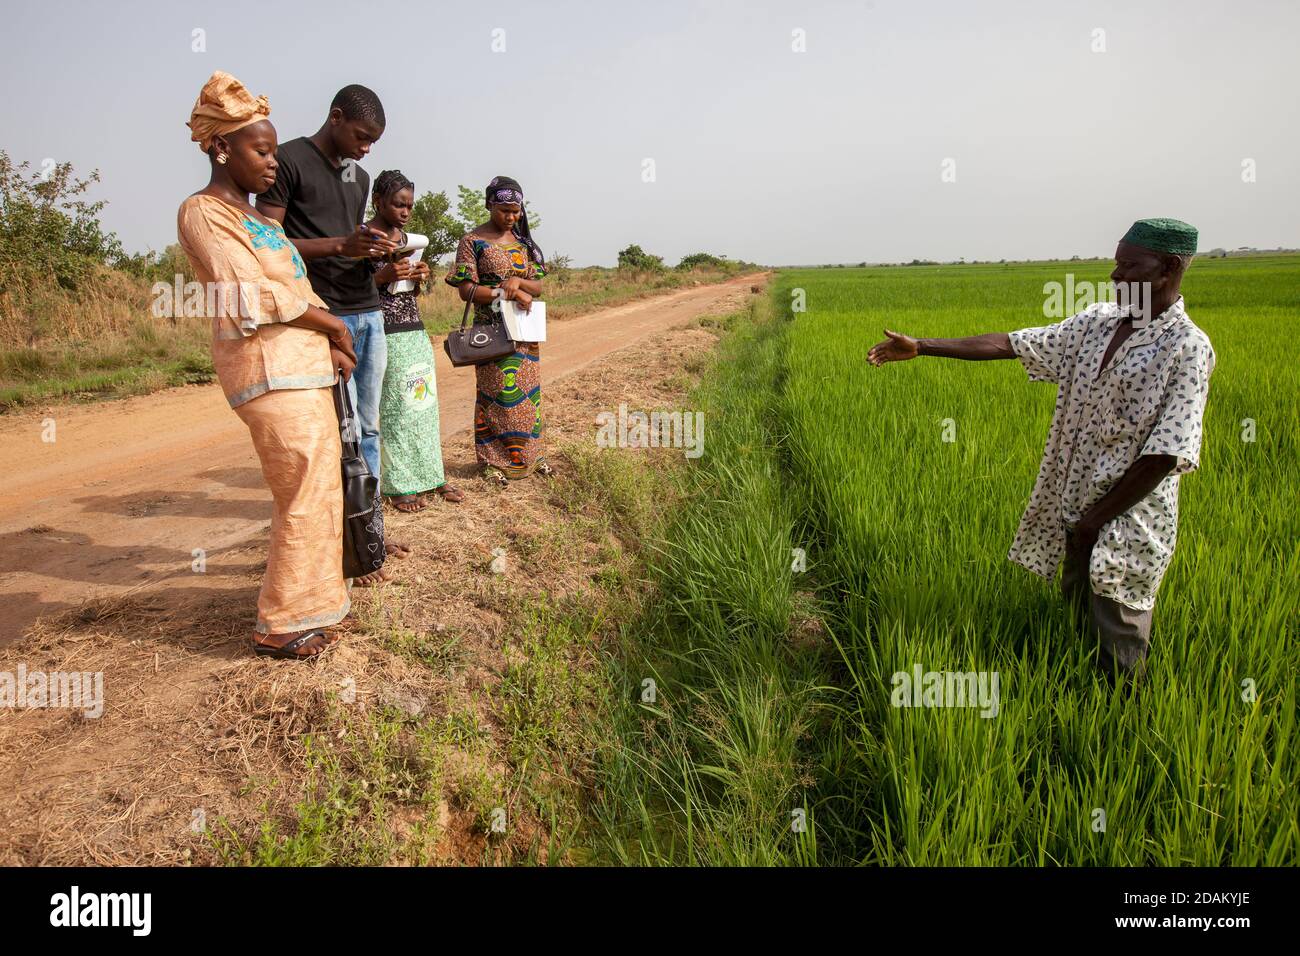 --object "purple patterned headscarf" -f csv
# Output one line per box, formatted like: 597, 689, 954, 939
484, 175, 544, 267
486, 176, 524, 206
